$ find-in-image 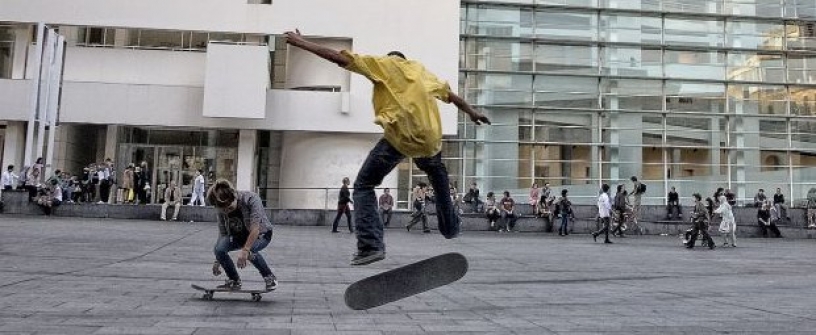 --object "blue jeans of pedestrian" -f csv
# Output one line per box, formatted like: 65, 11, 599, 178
213, 234, 275, 281
353, 138, 460, 253
560, 215, 570, 234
